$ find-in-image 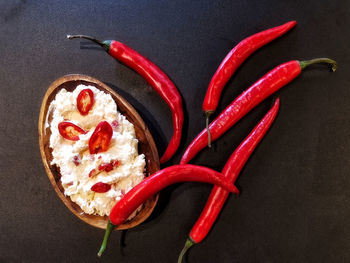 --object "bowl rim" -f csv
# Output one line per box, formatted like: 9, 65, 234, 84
38, 74, 160, 230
